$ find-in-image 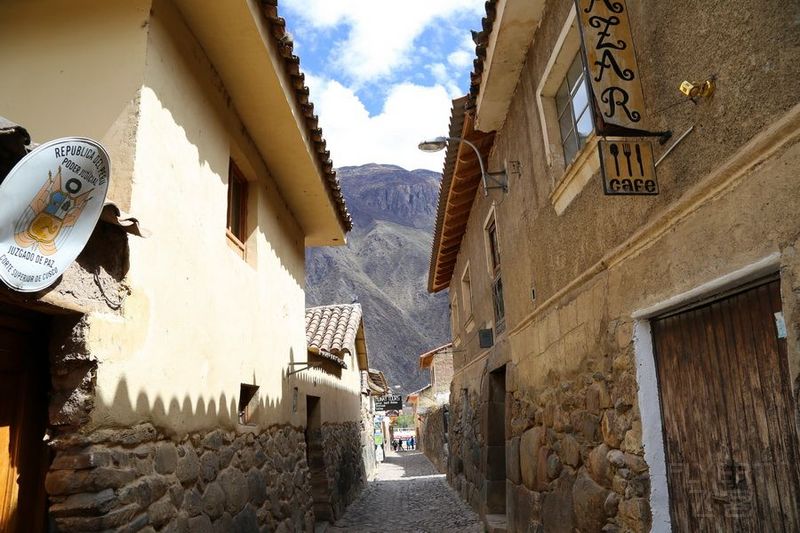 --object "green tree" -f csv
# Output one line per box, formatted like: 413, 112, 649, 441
394, 413, 415, 429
